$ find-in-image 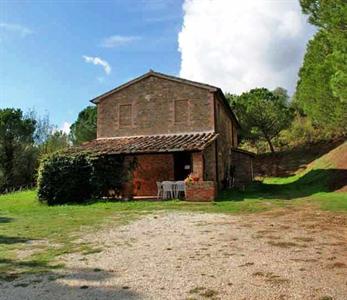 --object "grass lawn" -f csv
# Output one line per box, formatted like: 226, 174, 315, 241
0, 180, 346, 280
